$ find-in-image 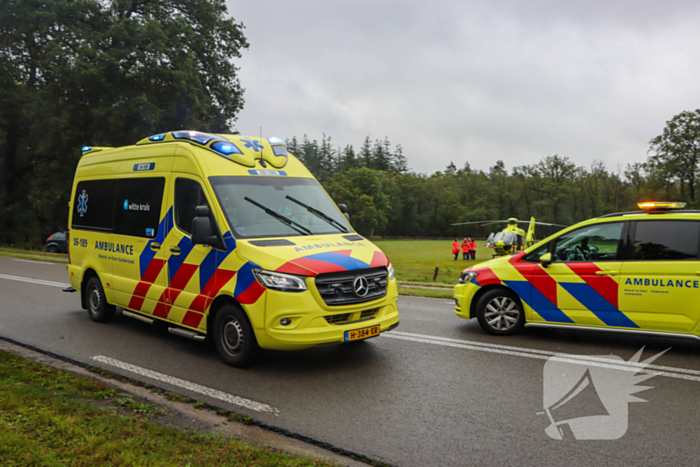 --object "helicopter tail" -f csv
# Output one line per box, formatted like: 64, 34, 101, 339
525, 217, 536, 247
